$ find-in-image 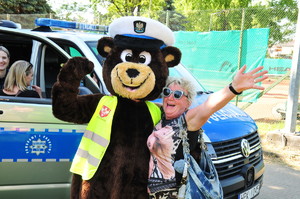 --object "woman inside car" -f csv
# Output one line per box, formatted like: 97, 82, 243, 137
0, 60, 42, 98
0, 46, 10, 89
